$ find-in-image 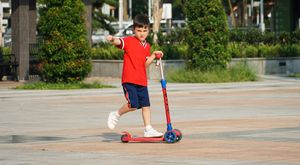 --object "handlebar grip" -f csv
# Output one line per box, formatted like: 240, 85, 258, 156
155, 53, 162, 59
